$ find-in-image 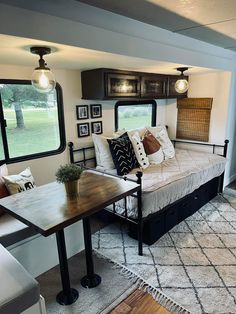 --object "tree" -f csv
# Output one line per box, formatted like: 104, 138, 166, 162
0, 84, 47, 129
